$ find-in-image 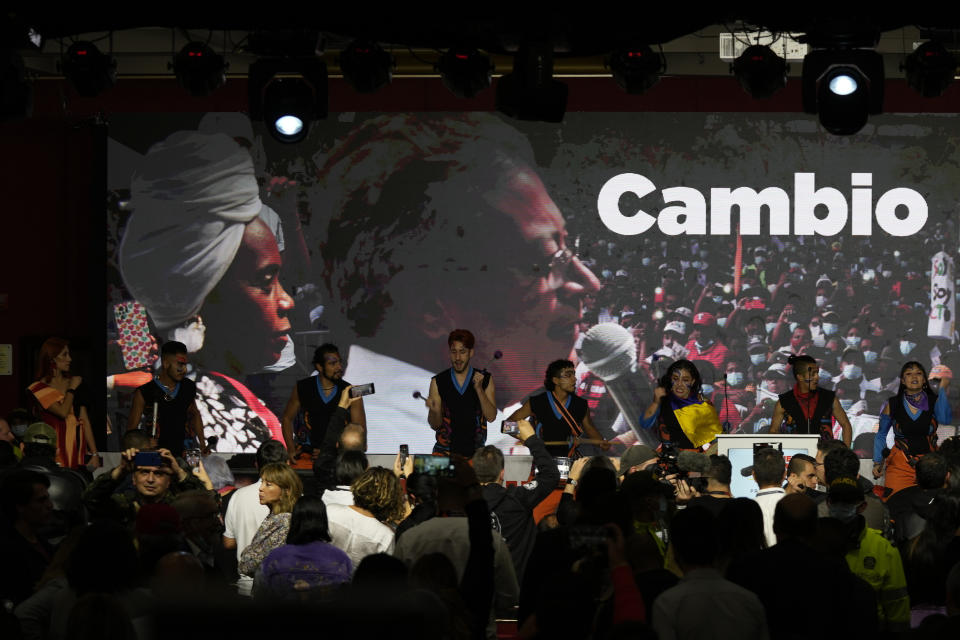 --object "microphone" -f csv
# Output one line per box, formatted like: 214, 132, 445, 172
413, 391, 423, 400
677, 450, 711, 474
580, 323, 658, 448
